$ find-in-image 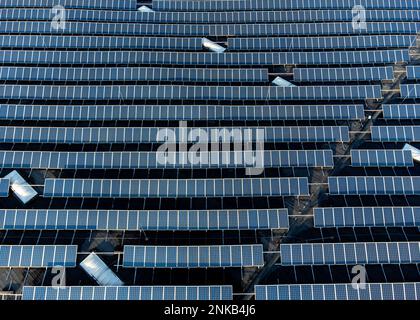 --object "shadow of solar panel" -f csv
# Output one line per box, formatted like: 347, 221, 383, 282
0, 209, 289, 230
43, 178, 310, 198
314, 207, 420, 227
255, 283, 420, 300
122, 245, 264, 268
